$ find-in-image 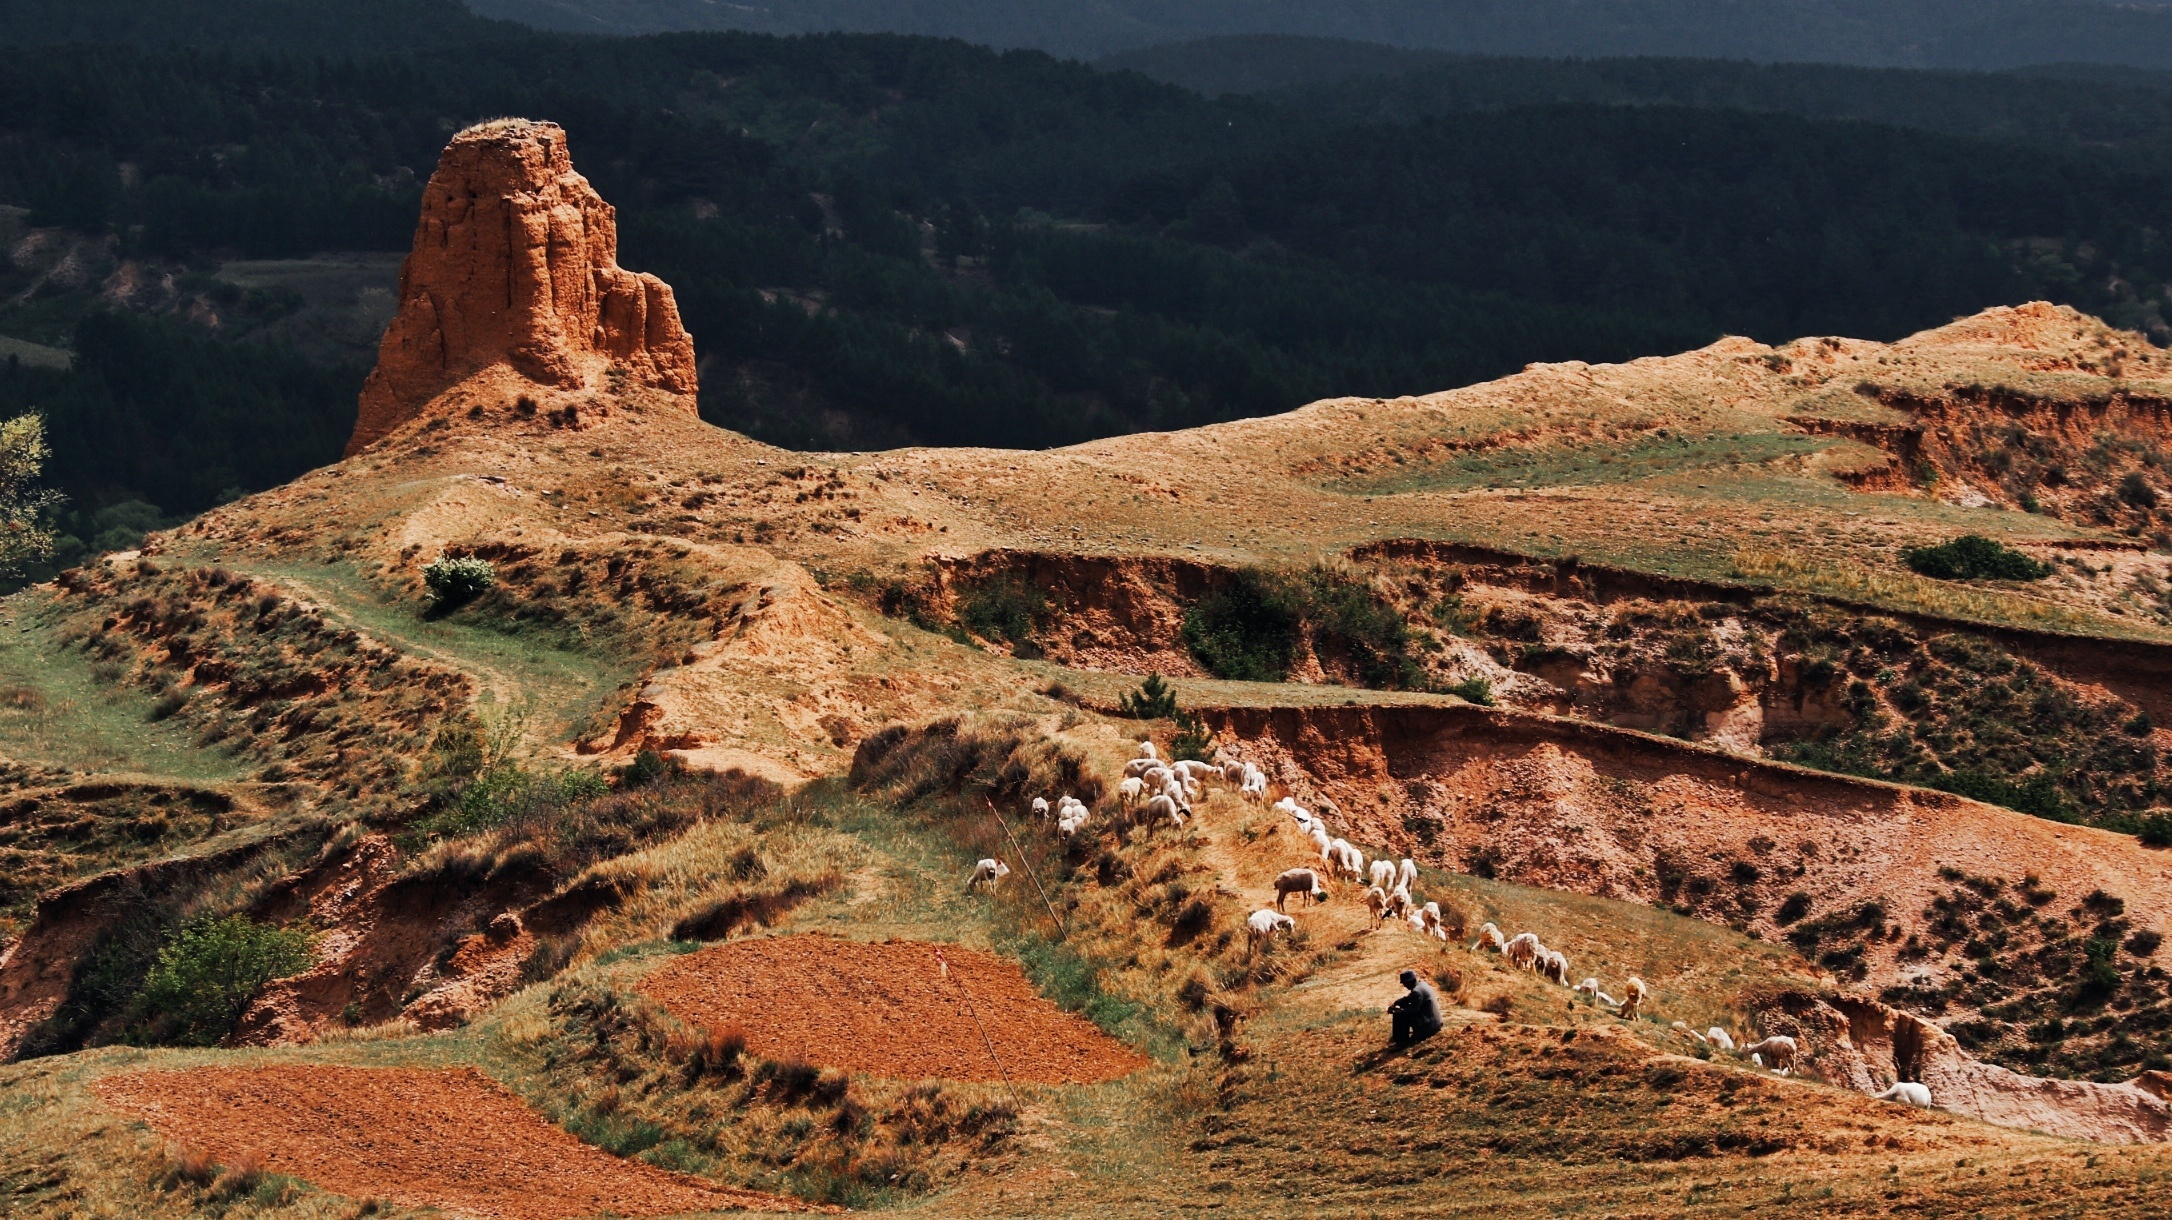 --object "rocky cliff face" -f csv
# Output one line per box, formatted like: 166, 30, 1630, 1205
347, 118, 698, 454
